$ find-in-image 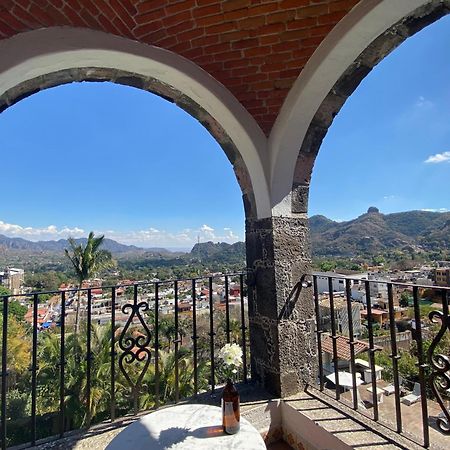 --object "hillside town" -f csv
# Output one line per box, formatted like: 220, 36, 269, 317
314, 262, 449, 352
0, 239, 449, 449
1, 261, 449, 337
0, 268, 245, 332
